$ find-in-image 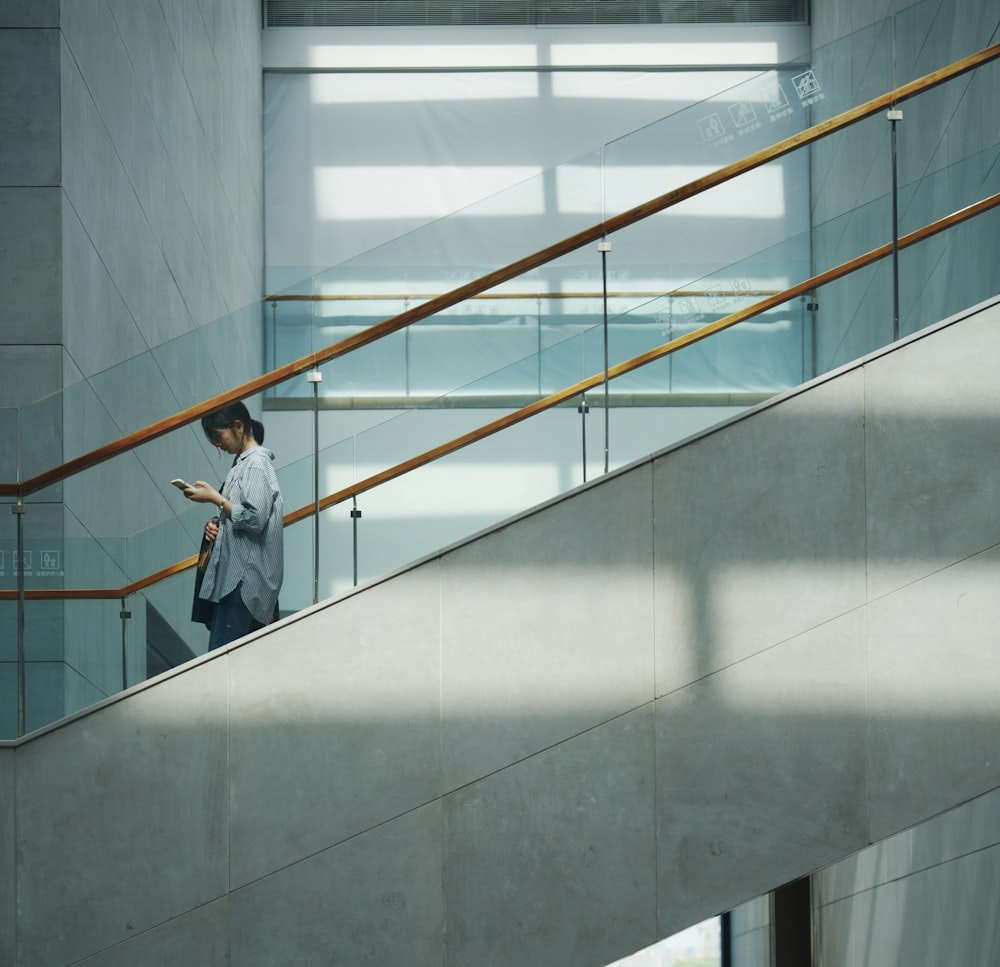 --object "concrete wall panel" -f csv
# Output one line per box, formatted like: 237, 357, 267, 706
443, 706, 657, 967
60, 43, 197, 358
59, 168, 149, 380
864, 308, 1000, 600
867, 544, 1000, 841
71, 898, 230, 967
0, 28, 60, 184
439, 463, 655, 791
653, 369, 868, 695
230, 801, 445, 967
0, 188, 61, 343
0, 2, 59, 28
655, 608, 870, 936
14, 659, 229, 967
228, 565, 444, 889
